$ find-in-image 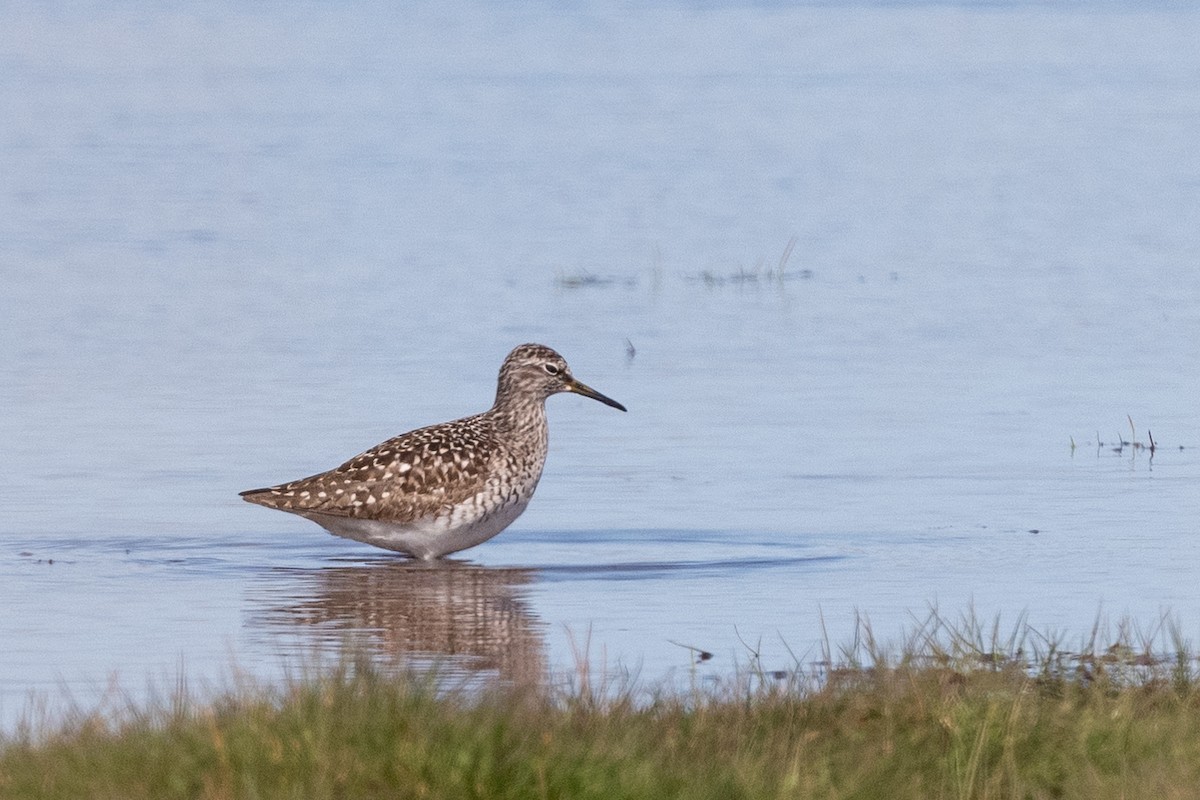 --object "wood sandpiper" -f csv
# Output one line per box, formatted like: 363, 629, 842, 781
240, 343, 626, 559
